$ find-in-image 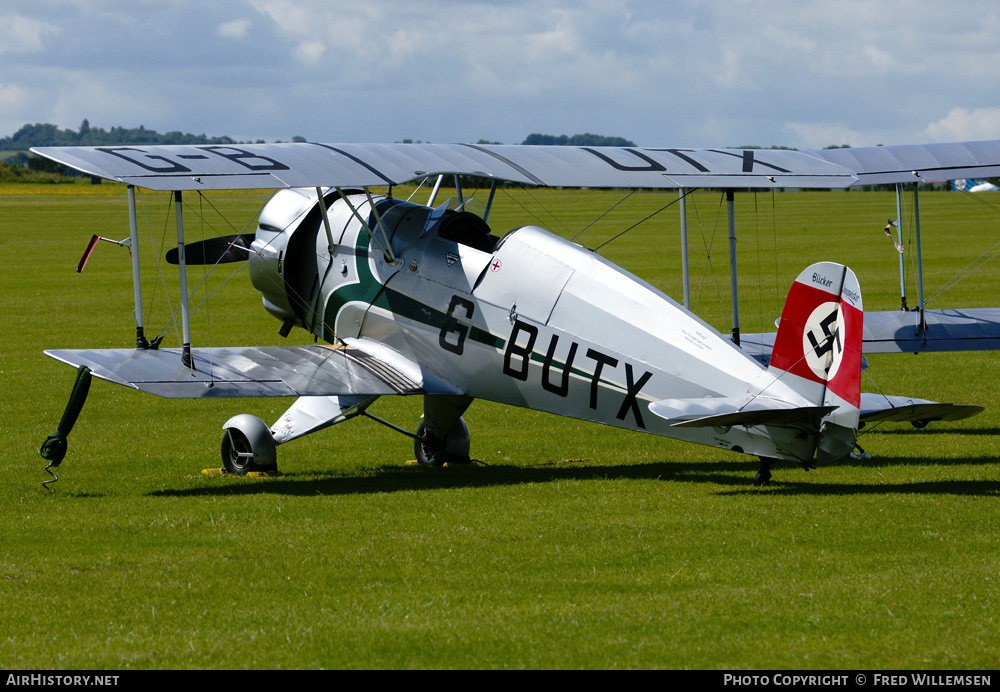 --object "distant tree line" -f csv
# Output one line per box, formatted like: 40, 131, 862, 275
521, 133, 635, 147
3, 123, 641, 151
1, 120, 235, 151
0, 120, 242, 177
